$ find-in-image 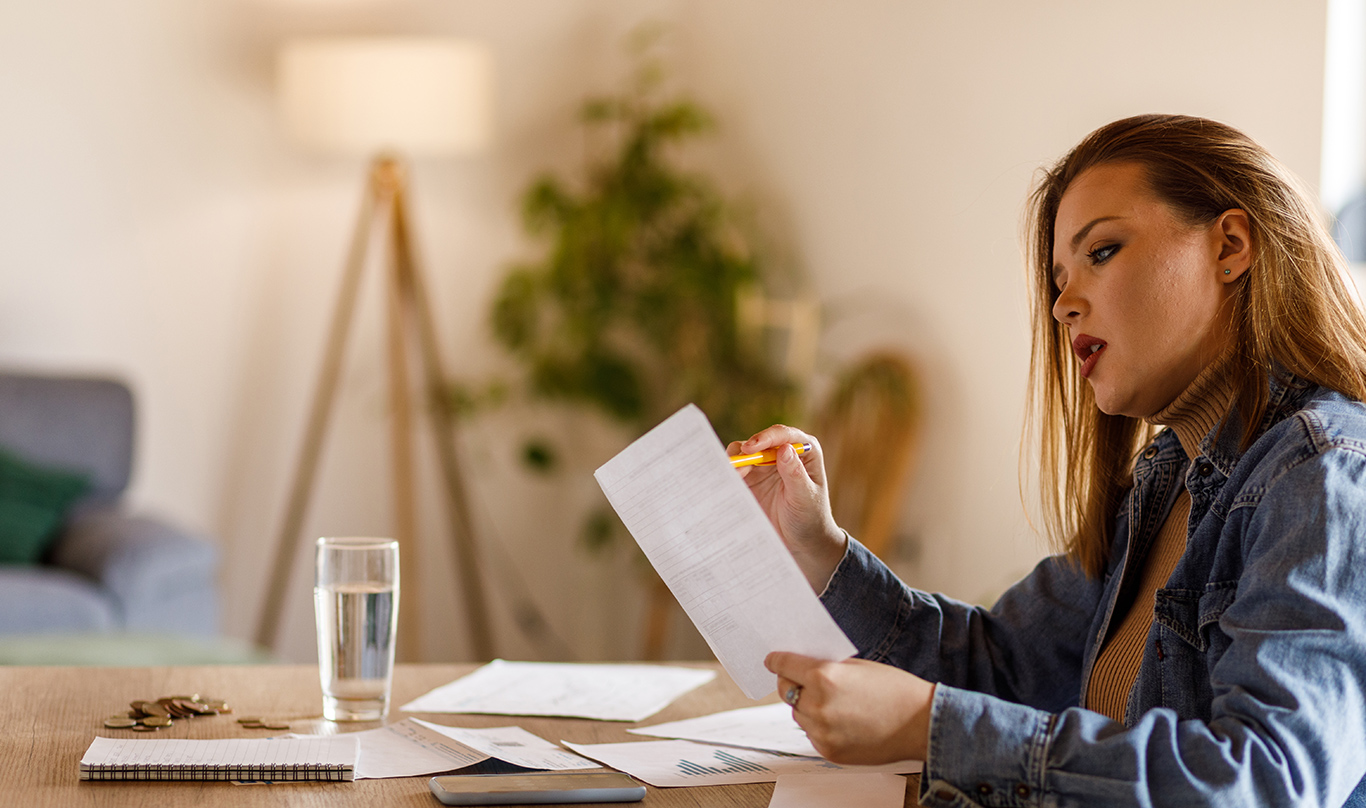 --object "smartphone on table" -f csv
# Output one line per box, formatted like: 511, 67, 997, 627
428, 771, 646, 805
